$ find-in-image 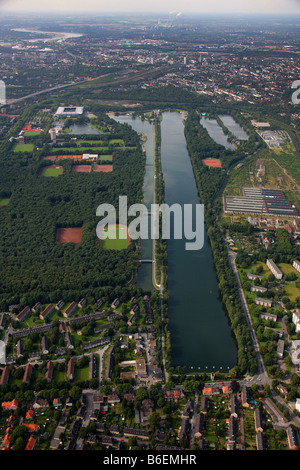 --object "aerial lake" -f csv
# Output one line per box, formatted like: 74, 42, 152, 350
219, 114, 249, 141
200, 117, 236, 150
